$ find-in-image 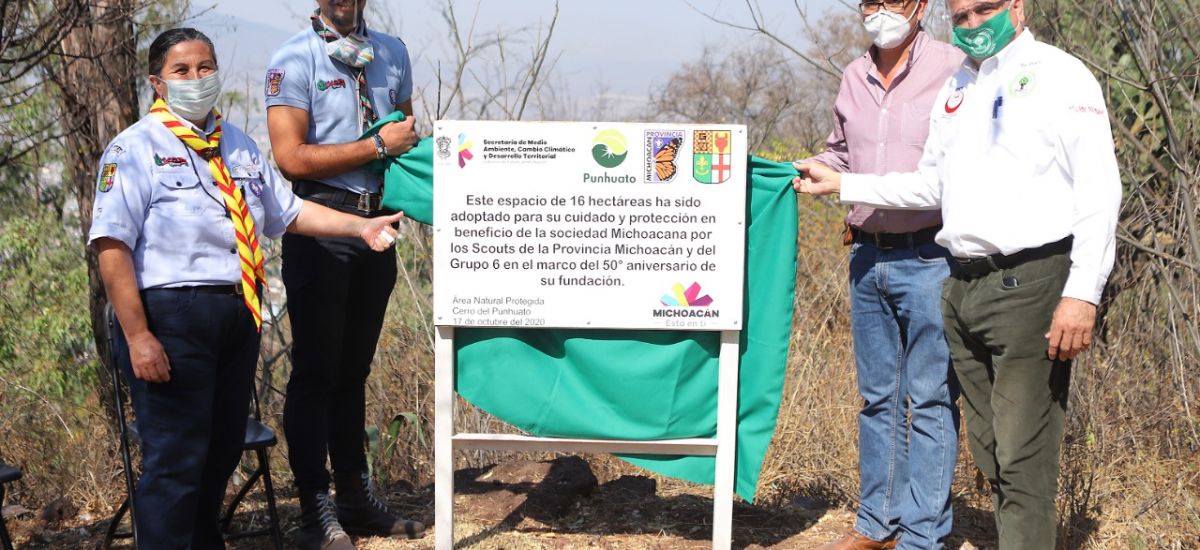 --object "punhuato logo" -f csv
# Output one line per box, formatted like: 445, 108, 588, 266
591, 129, 628, 168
